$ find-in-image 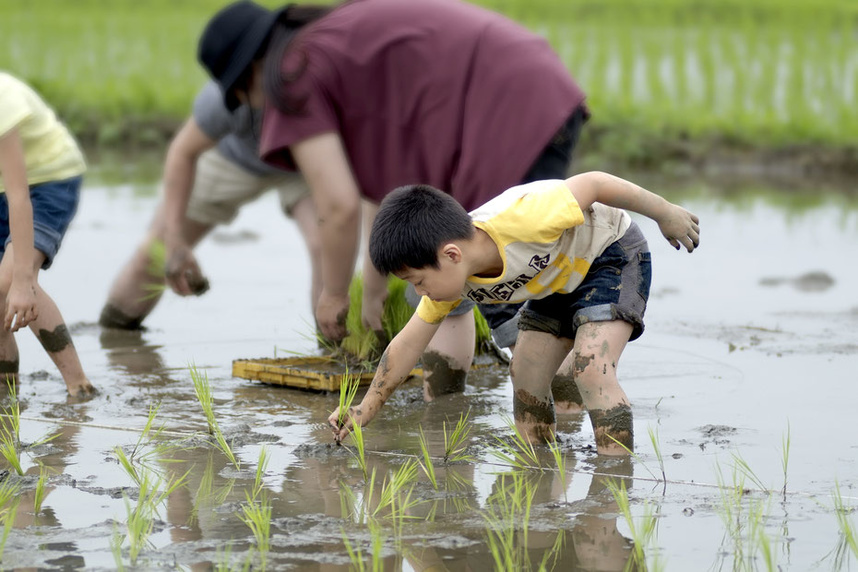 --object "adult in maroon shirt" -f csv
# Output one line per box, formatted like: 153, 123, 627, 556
200, 0, 588, 400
